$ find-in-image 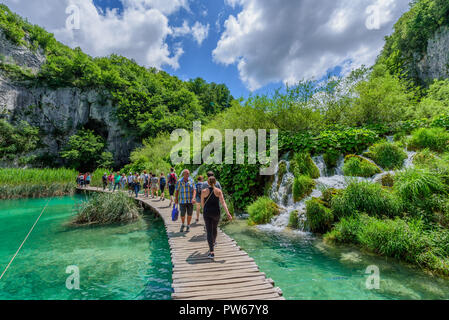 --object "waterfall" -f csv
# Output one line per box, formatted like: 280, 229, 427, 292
260, 147, 417, 233
259, 155, 348, 233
